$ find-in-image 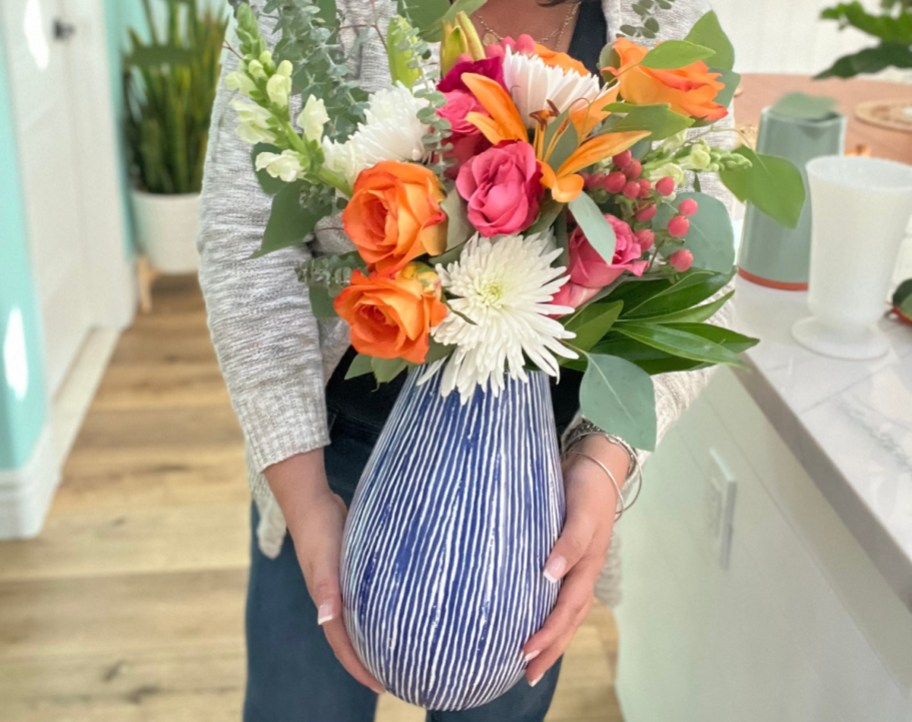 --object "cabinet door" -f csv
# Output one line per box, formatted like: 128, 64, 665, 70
1, 0, 91, 397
